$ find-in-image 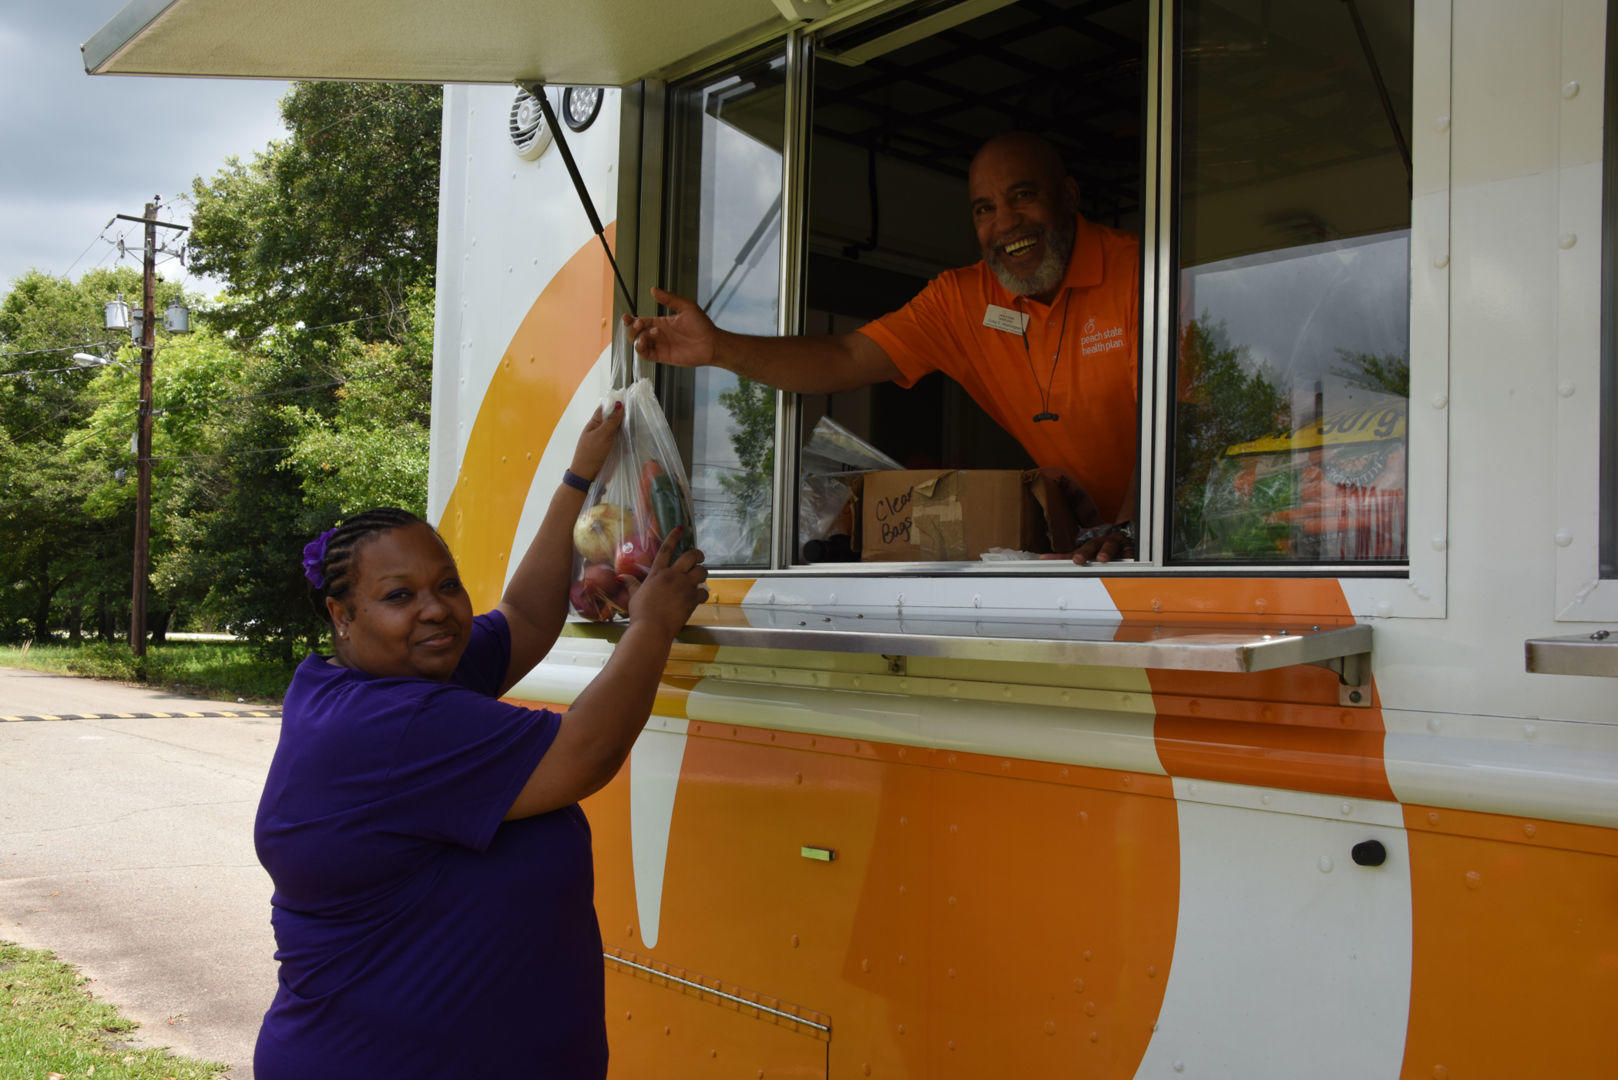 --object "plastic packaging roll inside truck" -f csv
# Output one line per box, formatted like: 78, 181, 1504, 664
85, 0, 1618, 1076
